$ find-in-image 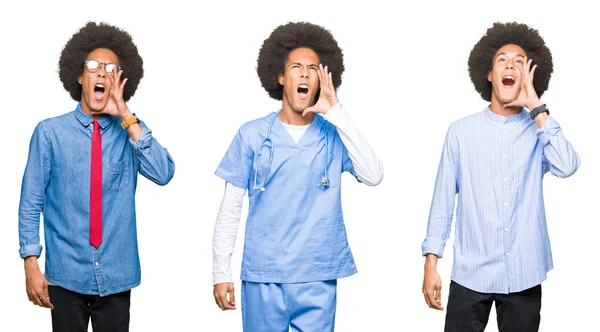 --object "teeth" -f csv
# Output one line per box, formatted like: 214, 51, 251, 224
299, 84, 308, 89
96, 83, 104, 88
504, 76, 514, 80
